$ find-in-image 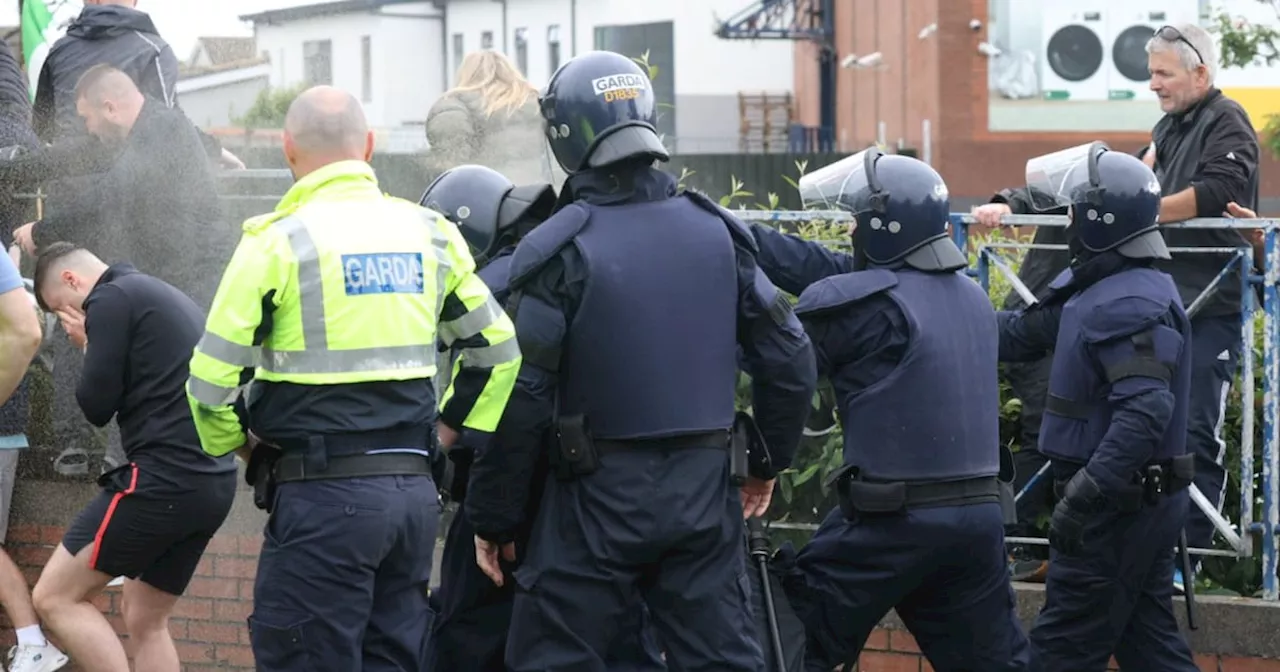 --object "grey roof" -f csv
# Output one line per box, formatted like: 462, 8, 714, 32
240, 0, 428, 25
